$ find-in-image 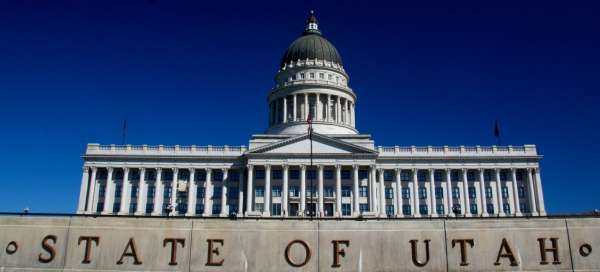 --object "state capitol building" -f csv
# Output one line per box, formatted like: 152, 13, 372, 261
76, 12, 546, 220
